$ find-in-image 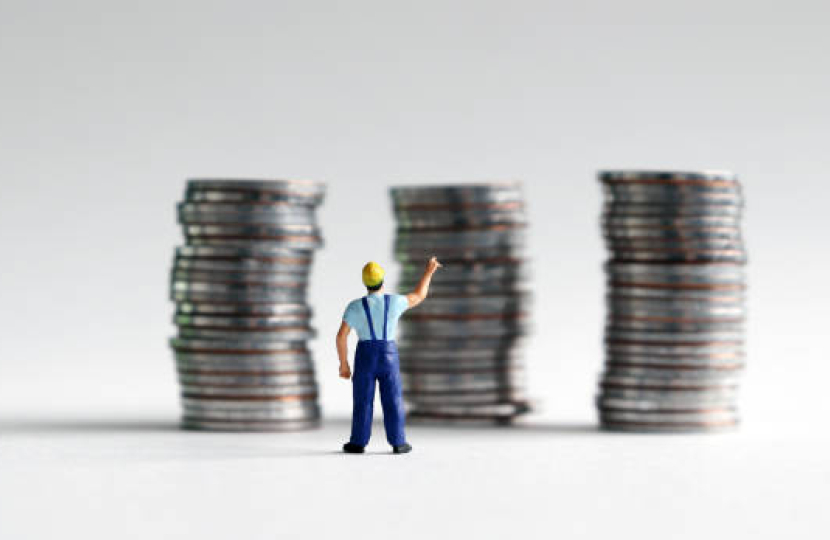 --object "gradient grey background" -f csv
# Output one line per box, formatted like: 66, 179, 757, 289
1, 1, 829, 538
